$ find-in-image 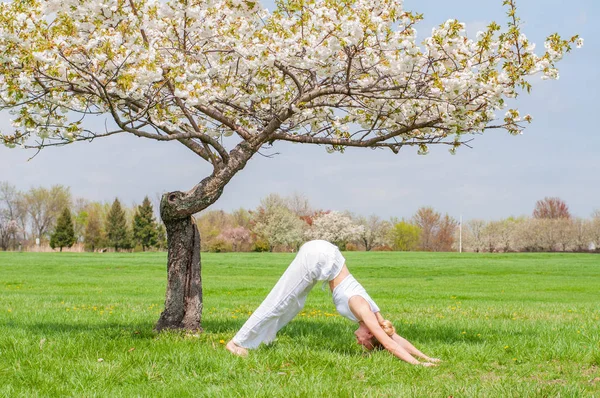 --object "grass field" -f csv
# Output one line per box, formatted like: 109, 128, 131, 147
0, 251, 599, 397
